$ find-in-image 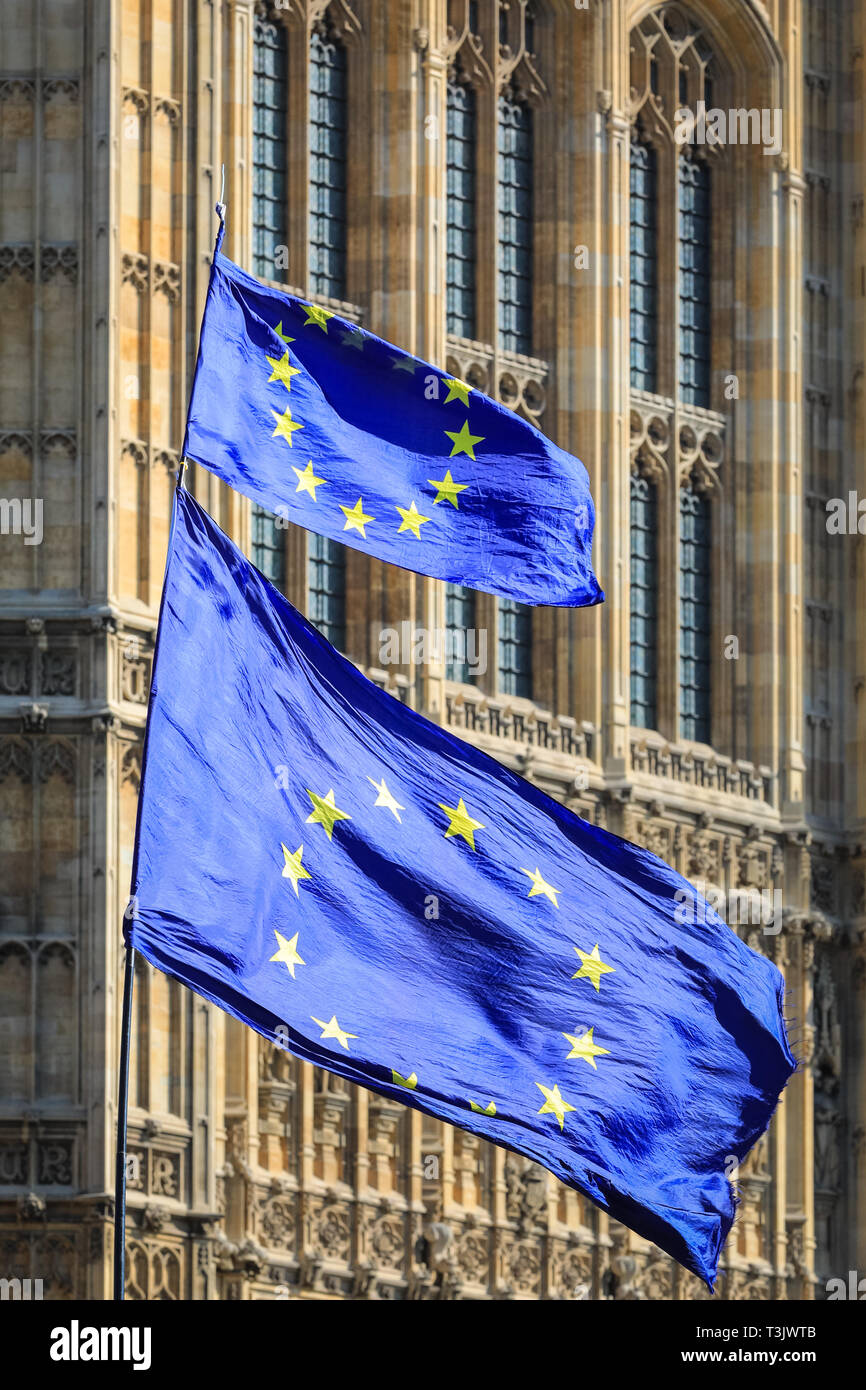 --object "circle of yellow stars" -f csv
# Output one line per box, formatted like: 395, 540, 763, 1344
260, 301, 616, 1136
268, 760, 616, 1139
260, 310, 488, 553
